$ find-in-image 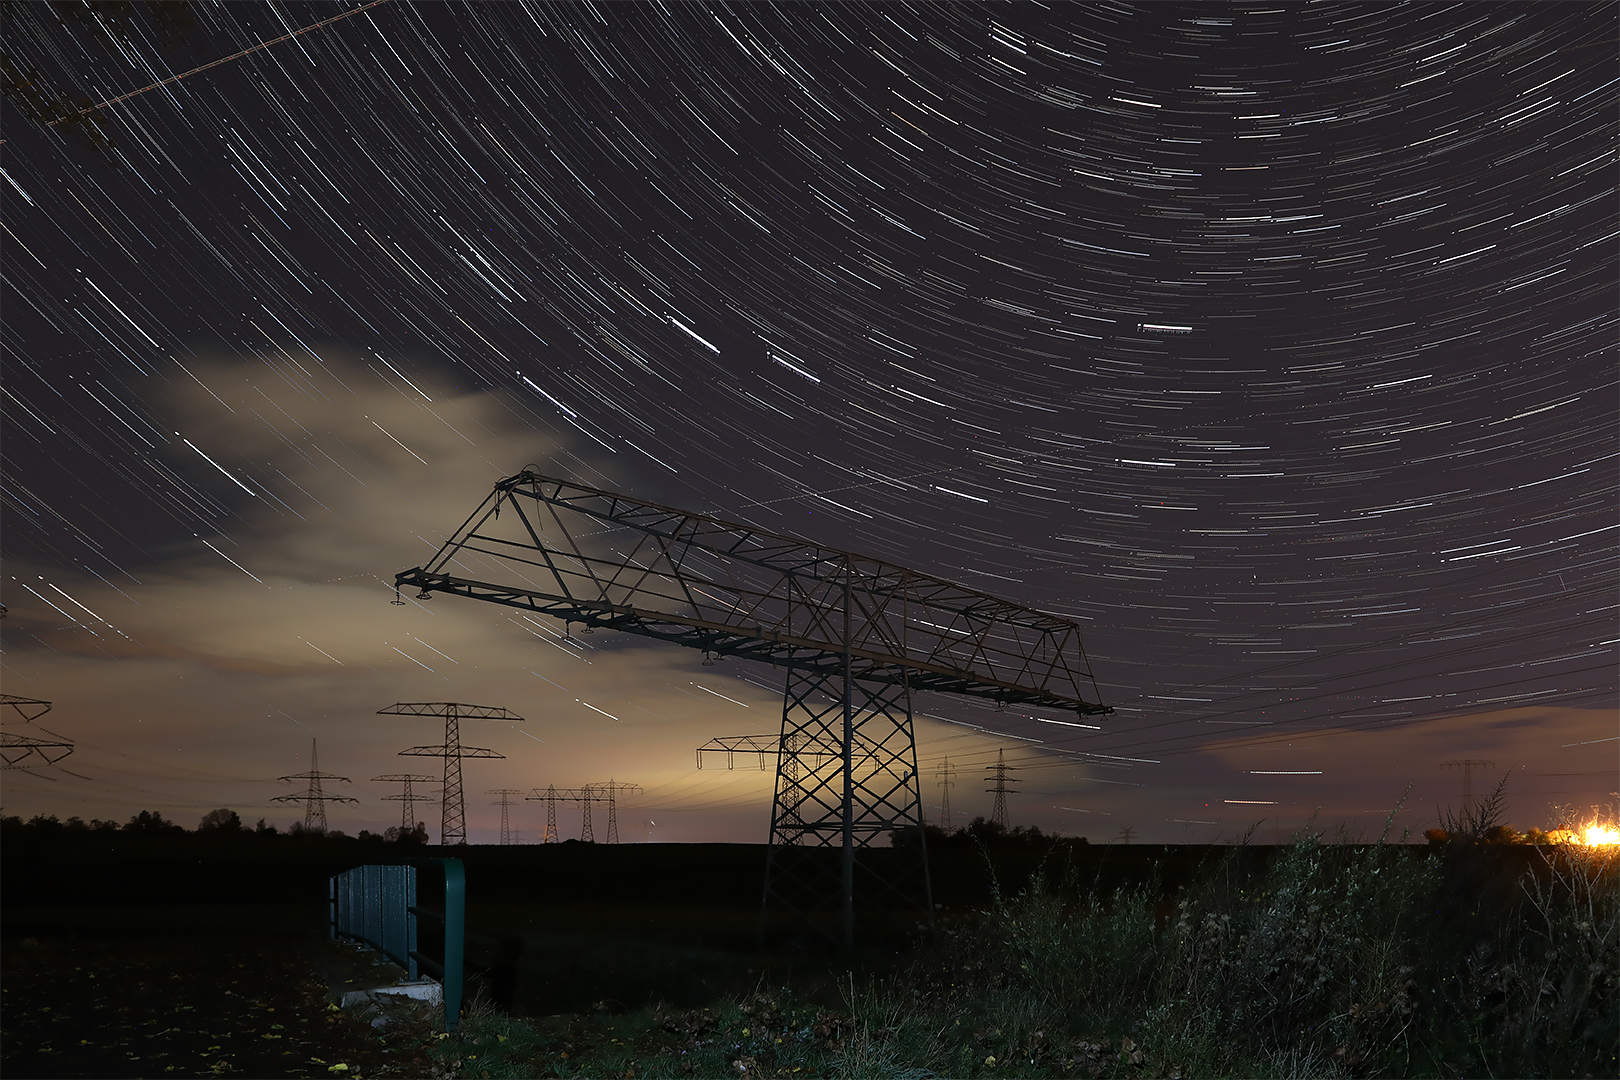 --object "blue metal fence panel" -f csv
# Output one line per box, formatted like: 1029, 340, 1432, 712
329, 859, 461, 1032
